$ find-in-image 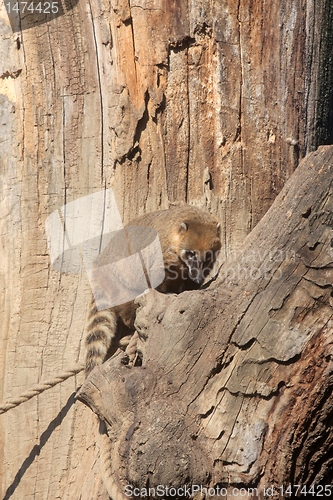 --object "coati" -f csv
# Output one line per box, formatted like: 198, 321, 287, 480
84, 205, 221, 374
